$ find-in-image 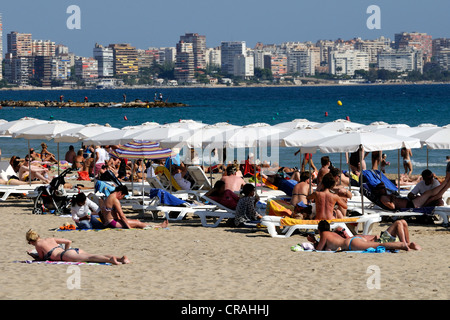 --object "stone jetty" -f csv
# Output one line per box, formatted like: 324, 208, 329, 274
0, 100, 187, 108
